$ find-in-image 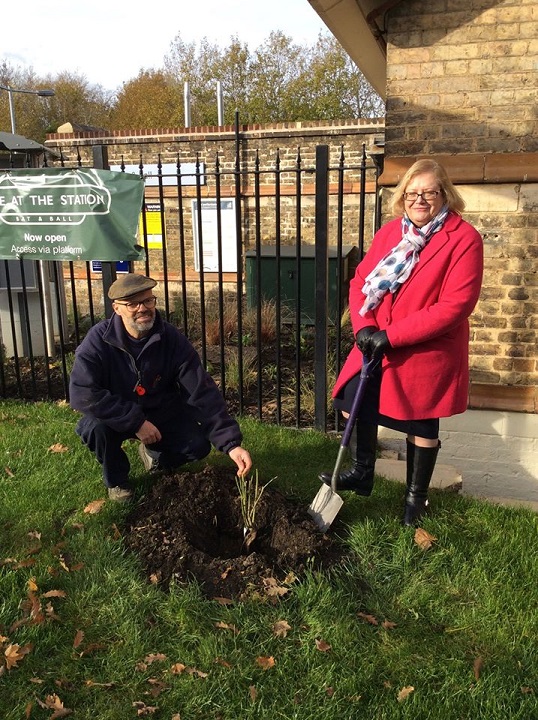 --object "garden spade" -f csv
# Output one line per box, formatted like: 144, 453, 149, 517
308, 357, 377, 532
